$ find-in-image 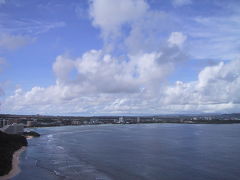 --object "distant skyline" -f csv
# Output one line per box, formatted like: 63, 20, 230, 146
0, 0, 240, 115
